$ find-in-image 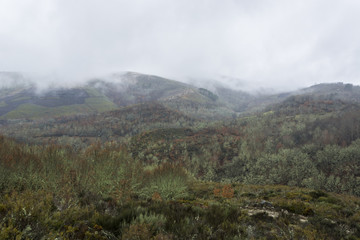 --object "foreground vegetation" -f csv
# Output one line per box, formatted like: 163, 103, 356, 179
0, 135, 360, 239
